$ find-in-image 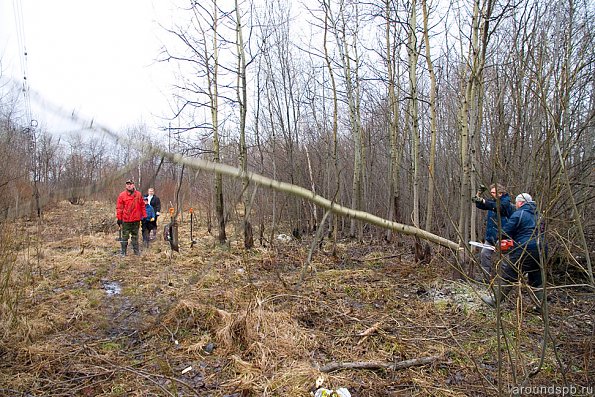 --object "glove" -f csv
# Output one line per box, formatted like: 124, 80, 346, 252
500, 239, 513, 251
471, 196, 484, 204
117, 219, 122, 226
